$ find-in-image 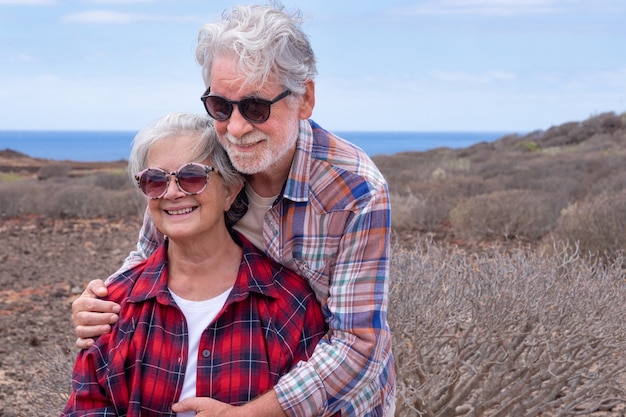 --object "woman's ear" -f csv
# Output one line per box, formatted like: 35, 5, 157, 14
298, 79, 315, 119
223, 181, 244, 212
